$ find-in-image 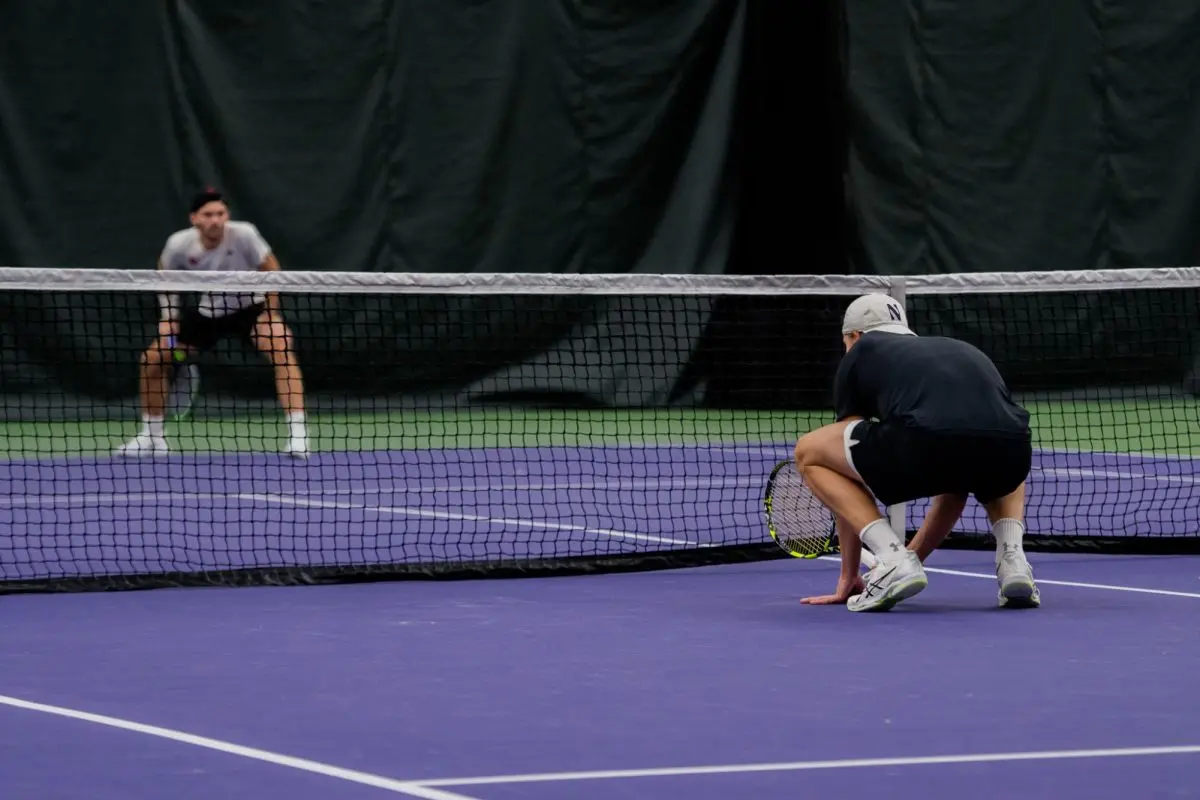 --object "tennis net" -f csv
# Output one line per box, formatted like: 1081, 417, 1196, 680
1, 266, 1197, 592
